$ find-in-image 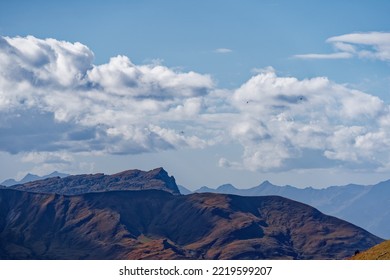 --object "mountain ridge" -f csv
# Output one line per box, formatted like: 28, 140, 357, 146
0, 188, 382, 260
194, 179, 390, 238
1, 167, 180, 195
